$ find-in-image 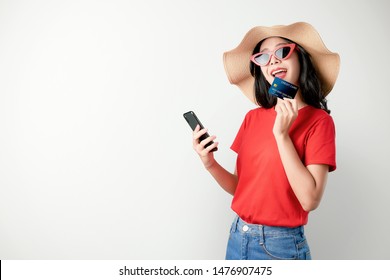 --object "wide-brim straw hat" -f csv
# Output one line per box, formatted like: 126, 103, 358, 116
223, 22, 340, 104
